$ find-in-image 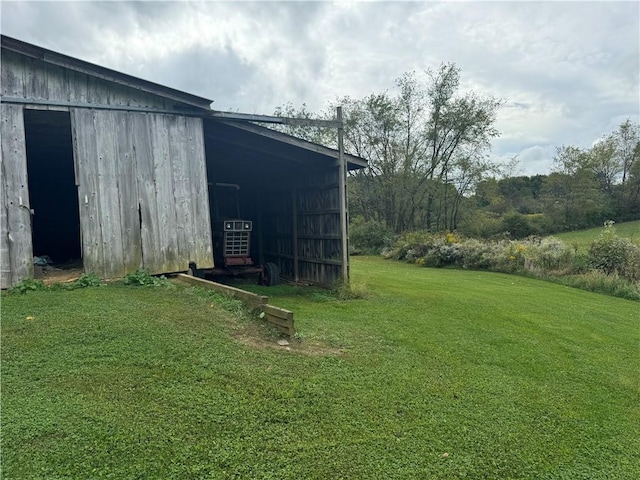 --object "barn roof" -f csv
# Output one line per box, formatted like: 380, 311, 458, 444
1, 35, 367, 170
1, 35, 213, 110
